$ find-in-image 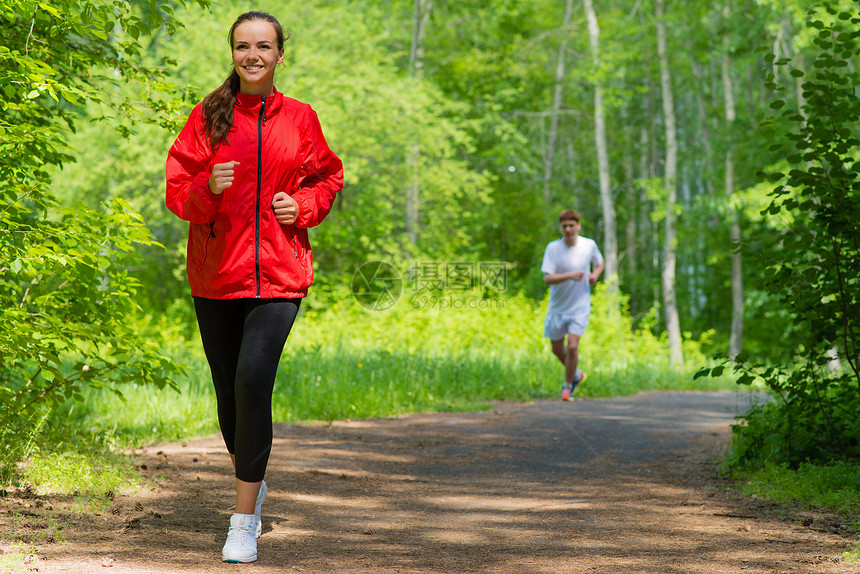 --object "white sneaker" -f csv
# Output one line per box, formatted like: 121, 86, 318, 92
222, 513, 257, 563
255, 480, 267, 538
